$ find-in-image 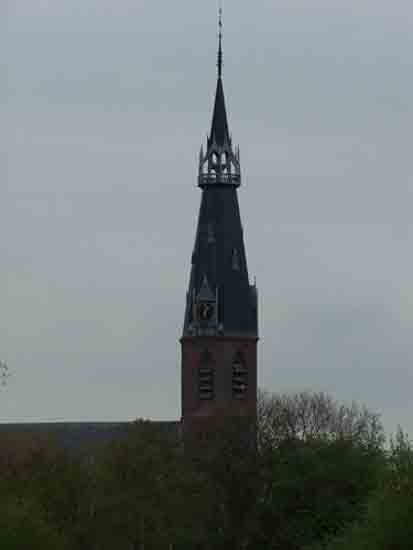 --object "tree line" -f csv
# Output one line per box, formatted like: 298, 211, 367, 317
0, 390, 412, 549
